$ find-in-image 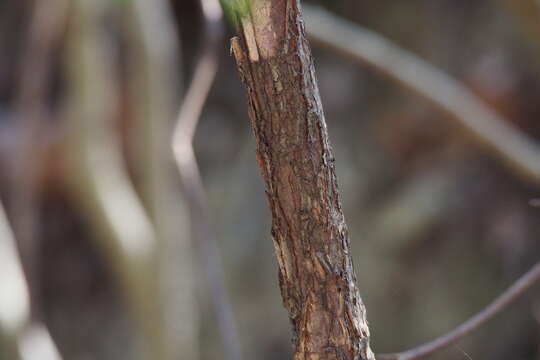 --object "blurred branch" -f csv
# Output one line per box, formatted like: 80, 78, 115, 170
231, 1, 375, 358
125, 0, 180, 213
304, 5, 540, 186
65, 1, 164, 359
172, 1, 242, 360
11, 0, 68, 309
175, 0, 223, 142
378, 261, 540, 360
123, 0, 196, 357
0, 201, 61, 360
